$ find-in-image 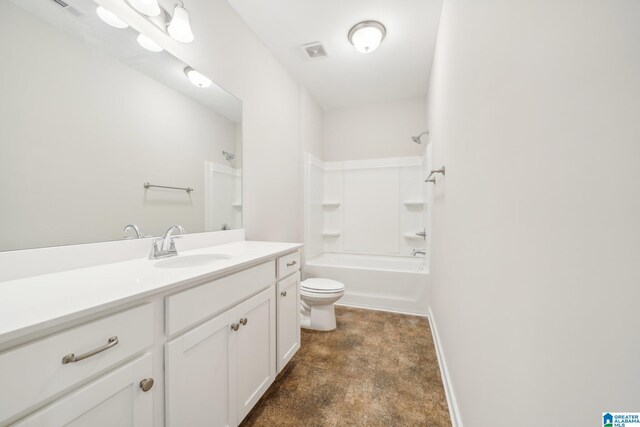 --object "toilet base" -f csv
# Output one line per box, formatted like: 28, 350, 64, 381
301, 303, 337, 331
